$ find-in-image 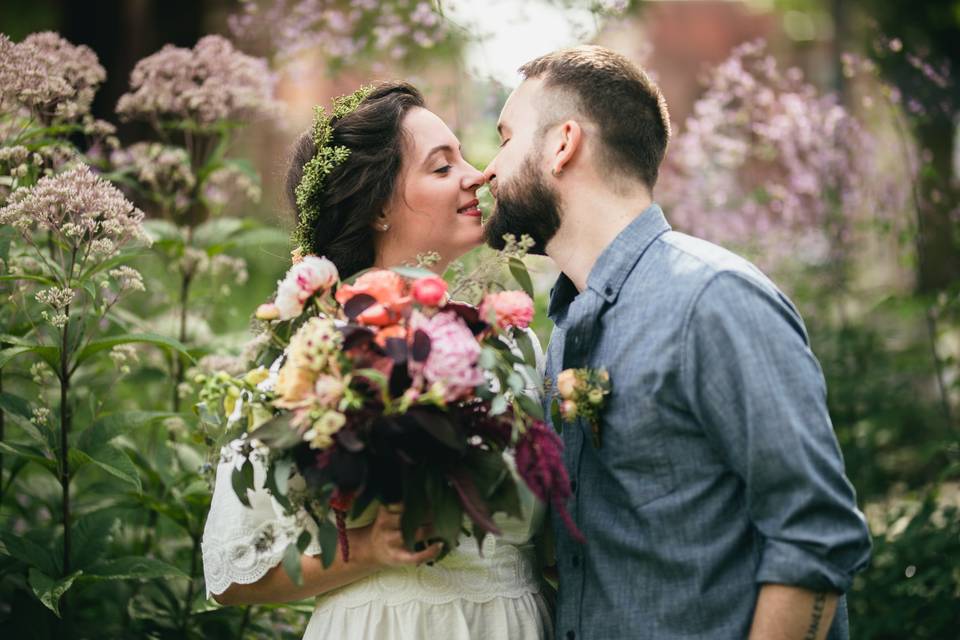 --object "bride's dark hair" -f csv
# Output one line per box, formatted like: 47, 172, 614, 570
285, 81, 425, 278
